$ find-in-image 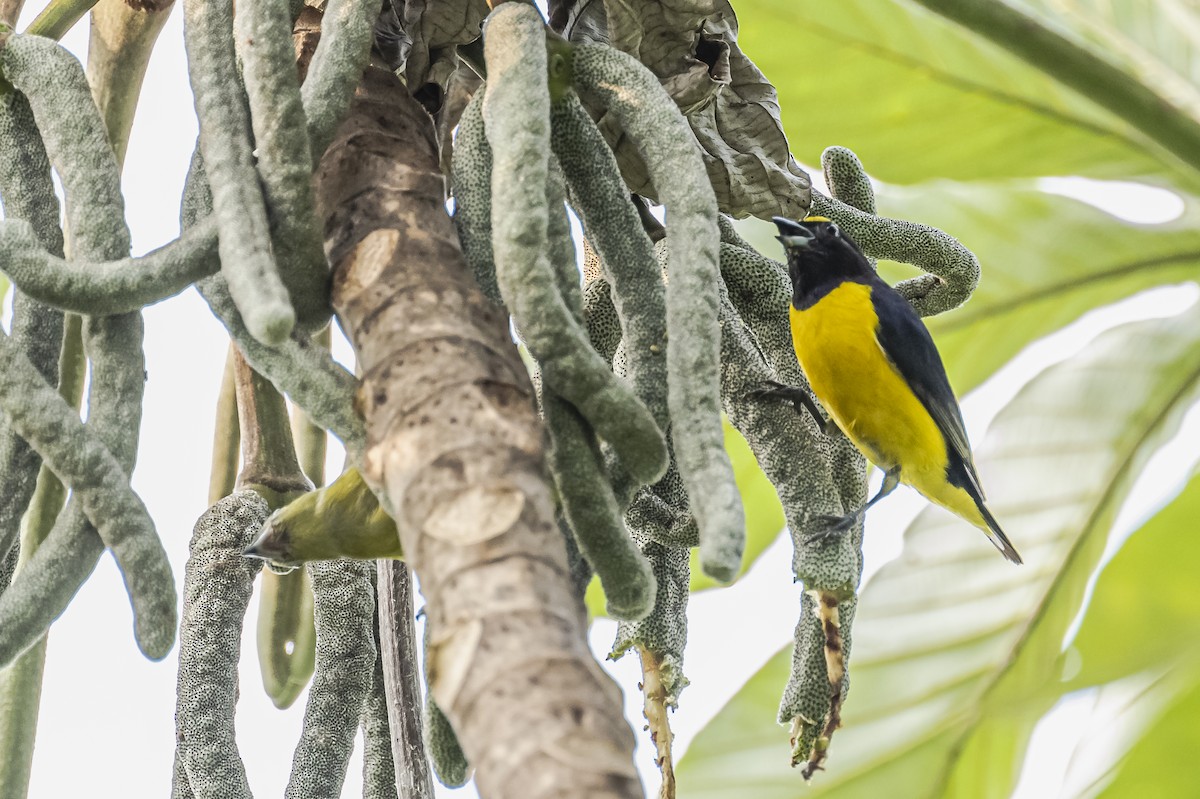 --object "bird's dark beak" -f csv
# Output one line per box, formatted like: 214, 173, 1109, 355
772, 215, 815, 249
